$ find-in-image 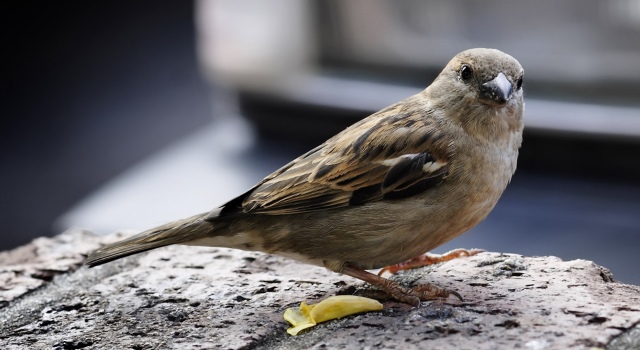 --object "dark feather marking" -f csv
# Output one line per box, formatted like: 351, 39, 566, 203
430, 132, 445, 144
383, 174, 447, 200
384, 142, 404, 158
382, 153, 429, 191
364, 144, 386, 159
314, 162, 338, 180
418, 129, 435, 145
350, 185, 382, 206
390, 114, 405, 123
403, 119, 416, 127
348, 152, 447, 205
218, 188, 255, 218
352, 127, 377, 154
